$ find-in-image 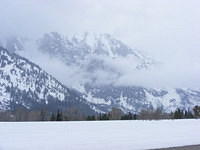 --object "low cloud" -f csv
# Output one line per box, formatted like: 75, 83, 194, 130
1, 0, 200, 89
18, 43, 200, 89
